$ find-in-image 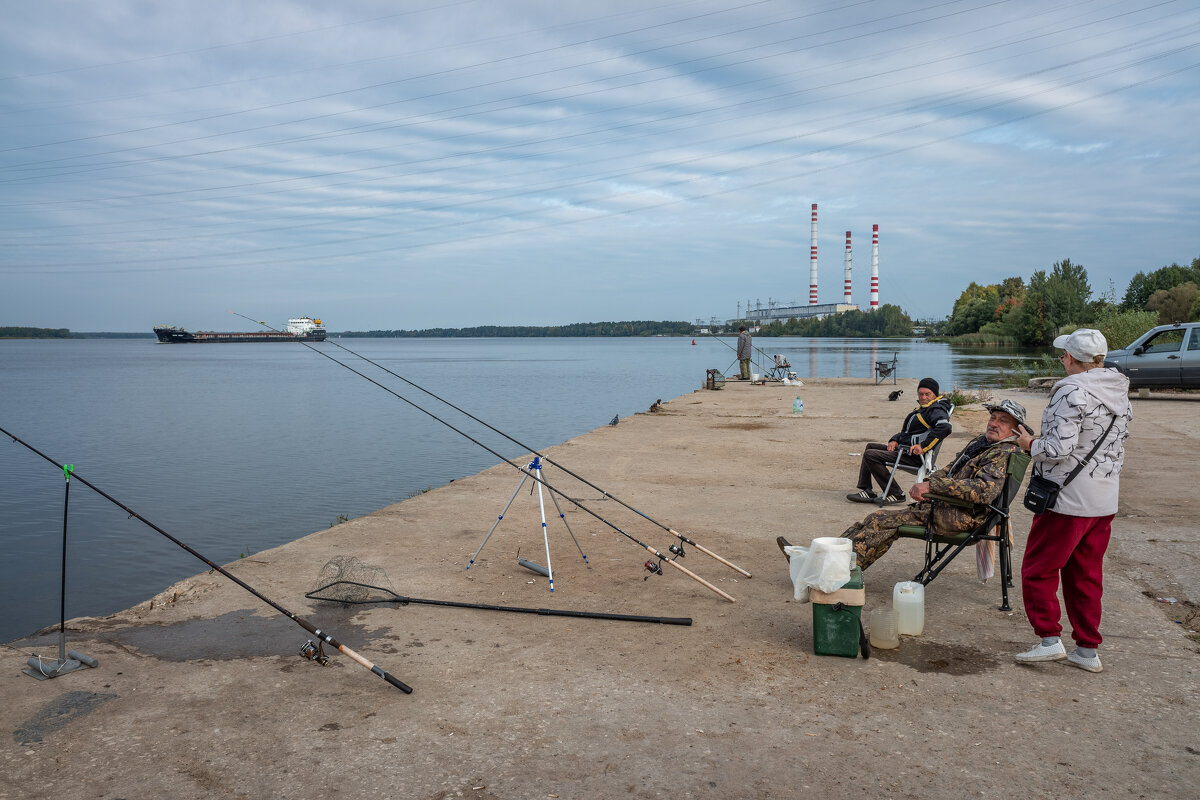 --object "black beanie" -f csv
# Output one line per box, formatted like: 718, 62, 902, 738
918, 377, 939, 395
